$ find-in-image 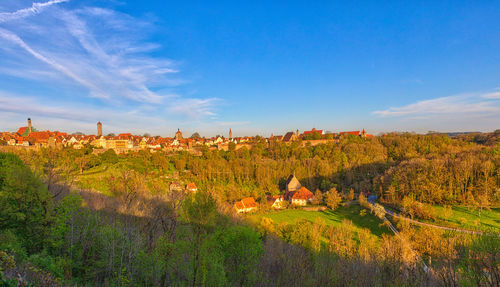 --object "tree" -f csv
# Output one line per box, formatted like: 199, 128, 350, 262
475, 193, 491, 218
191, 132, 201, 139
106, 133, 115, 137
143, 133, 151, 137
325, 187, 342, 210
216, 225, 263, 286
0, 152, 53, 253
347, 188, 355, 201
312, 189, 323, 205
